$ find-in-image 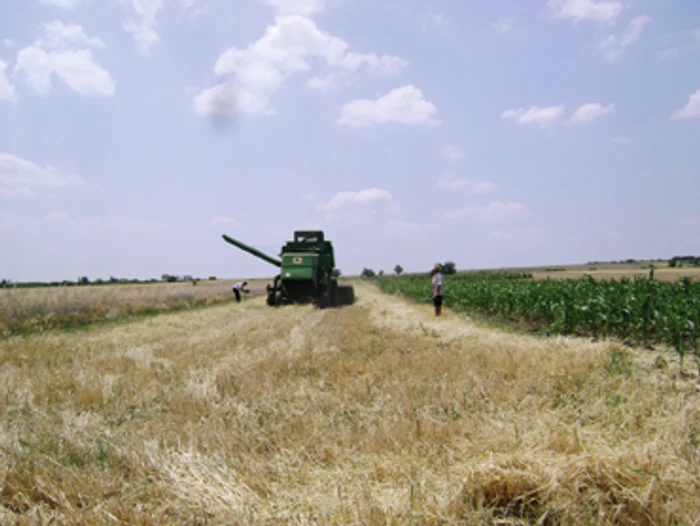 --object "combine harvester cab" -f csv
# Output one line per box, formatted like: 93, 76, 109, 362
222, 230, 355, 308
